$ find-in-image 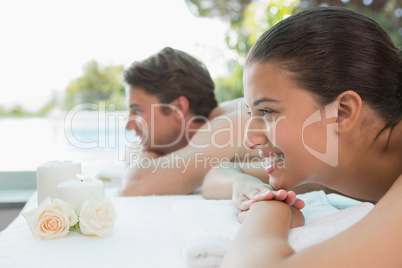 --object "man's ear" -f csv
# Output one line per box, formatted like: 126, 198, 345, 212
336, 90, 362, 134
171, 96, 190, 120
